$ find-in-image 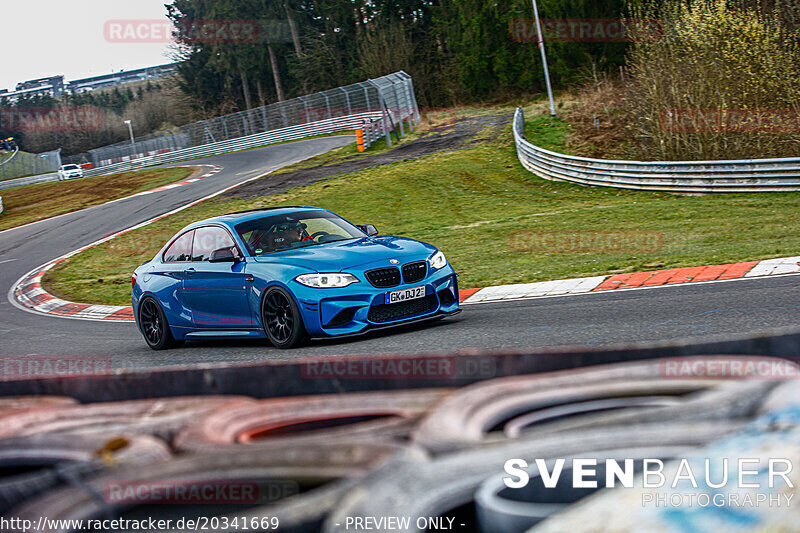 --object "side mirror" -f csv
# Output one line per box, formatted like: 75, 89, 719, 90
209, 246, 241, 263
358, 224, 379, 236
